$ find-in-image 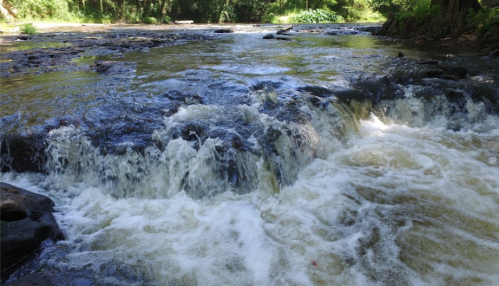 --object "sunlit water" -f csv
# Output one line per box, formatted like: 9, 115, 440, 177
1, 25, 499, 285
